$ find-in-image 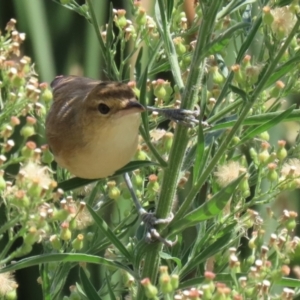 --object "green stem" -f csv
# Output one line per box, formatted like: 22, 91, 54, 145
206, 98, 243, 124
136, 2, 222, 298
